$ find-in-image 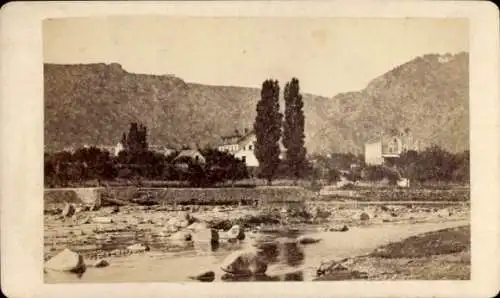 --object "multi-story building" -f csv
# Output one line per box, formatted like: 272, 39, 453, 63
217, 128, 285, 168
364, 129, 419, 166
